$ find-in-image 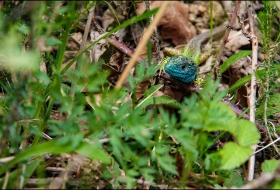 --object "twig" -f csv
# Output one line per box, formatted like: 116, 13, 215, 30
254, 137, 280, 155
79, 6, 95, 56
214, 0, 241, 79
115, 2, 170, 89
222, 98, 265, 132
270, 121, 280, 139
238, 14, 251, 39
91, 19, 145, 63
264, 122, 280, 157
108, 36, 145, 63
2, 171, 9, 189
19, 164, 26, 189
70, 4, 95, 97
233, 164, 280, 189
246, 2, 259, 182
0, 156, 15, 163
